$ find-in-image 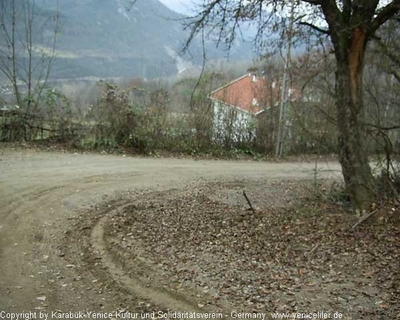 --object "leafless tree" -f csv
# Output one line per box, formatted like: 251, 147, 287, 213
184, 0, 400, 212
0, 0, 59, 113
